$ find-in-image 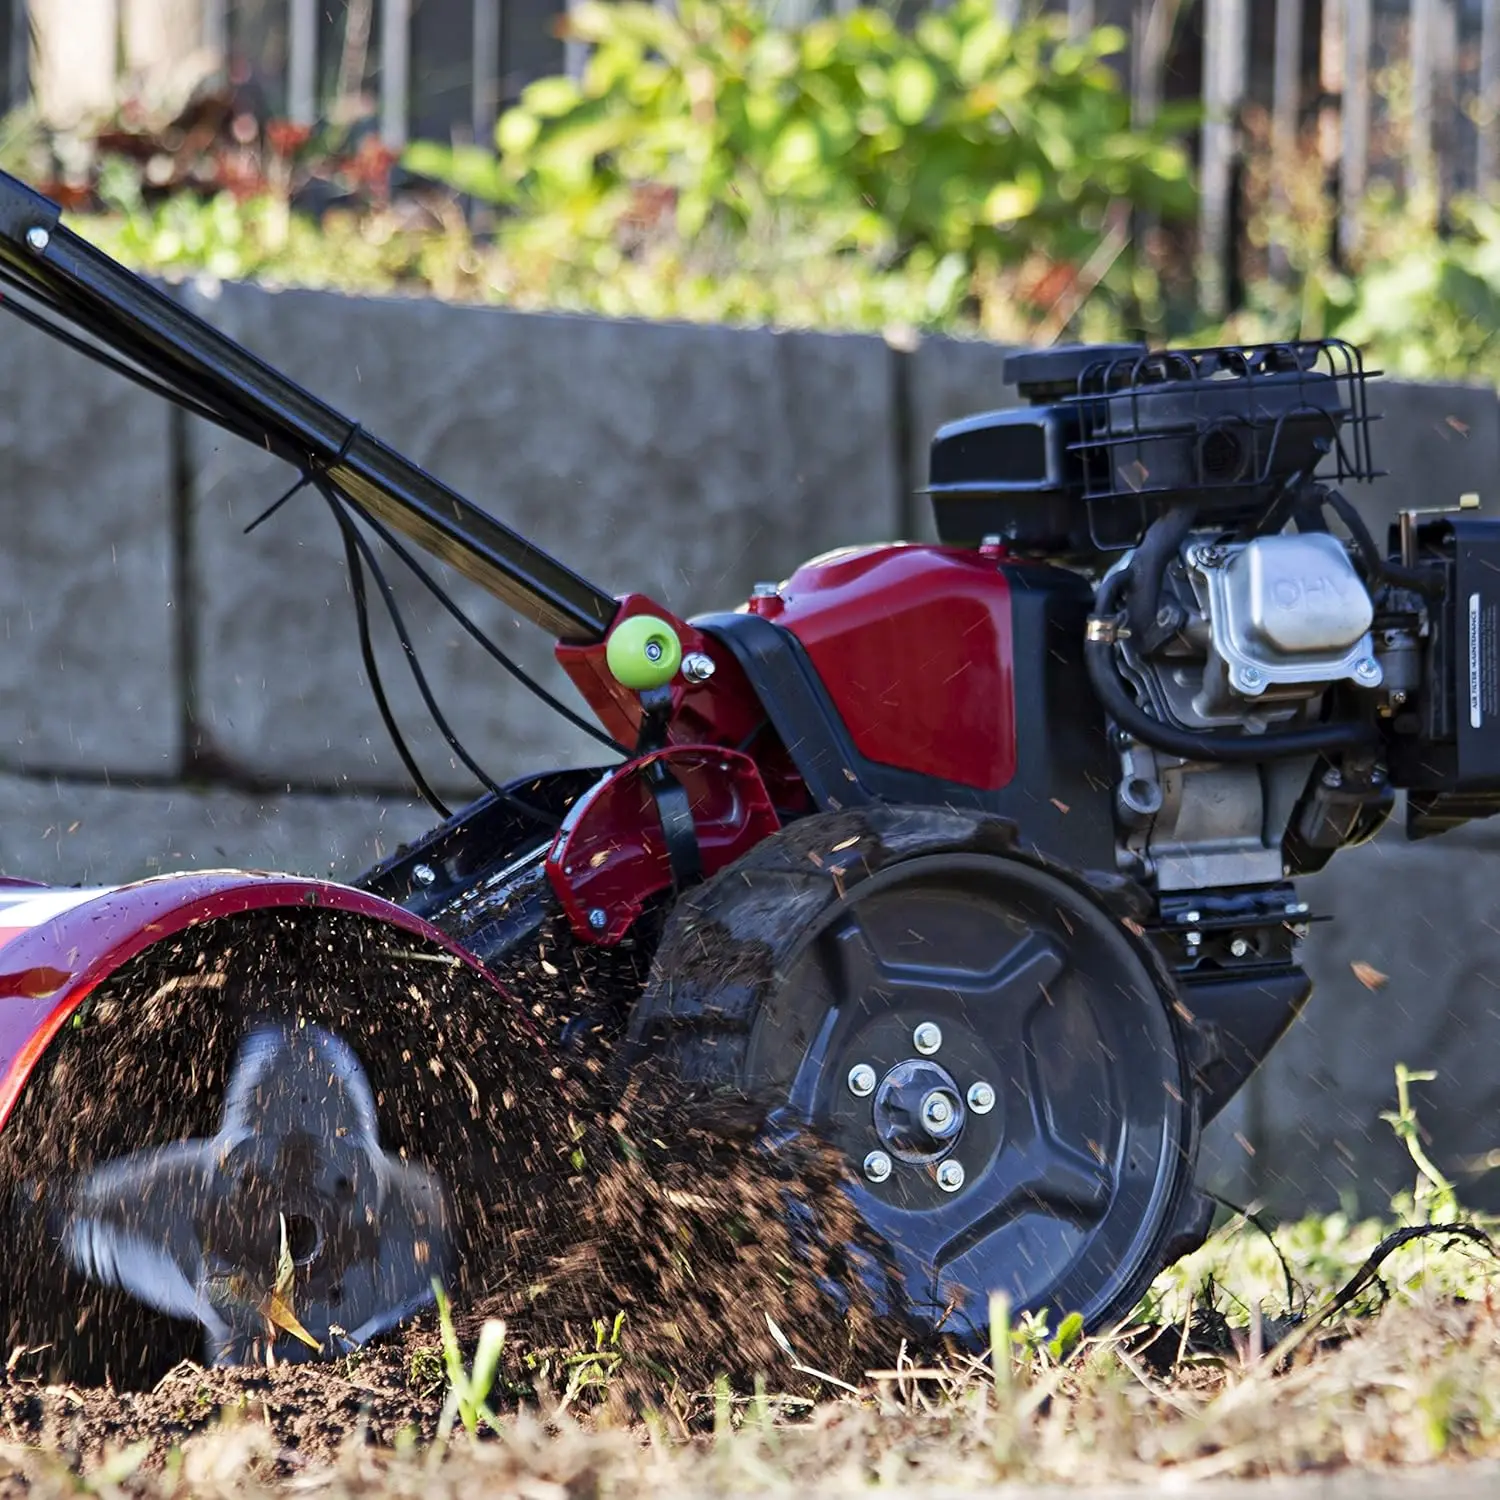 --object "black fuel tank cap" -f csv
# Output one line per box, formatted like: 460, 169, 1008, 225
1004, 343, 1148, 402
